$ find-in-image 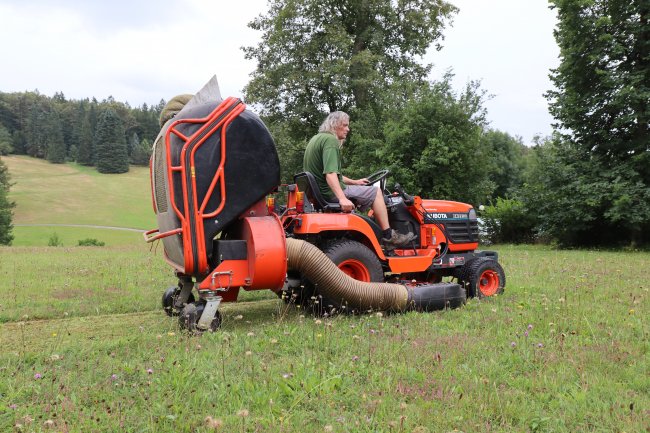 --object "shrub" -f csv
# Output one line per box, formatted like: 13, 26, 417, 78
77, 238, 105, 247
481, 198, 537, 244
48, 232, 63, 247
